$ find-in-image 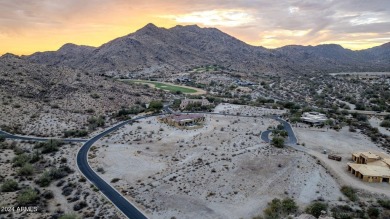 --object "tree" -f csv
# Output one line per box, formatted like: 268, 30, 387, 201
263, 198, 298, 219
149, 100, 163, 112
271, 137, 285, 148
306, 202, 328, 218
